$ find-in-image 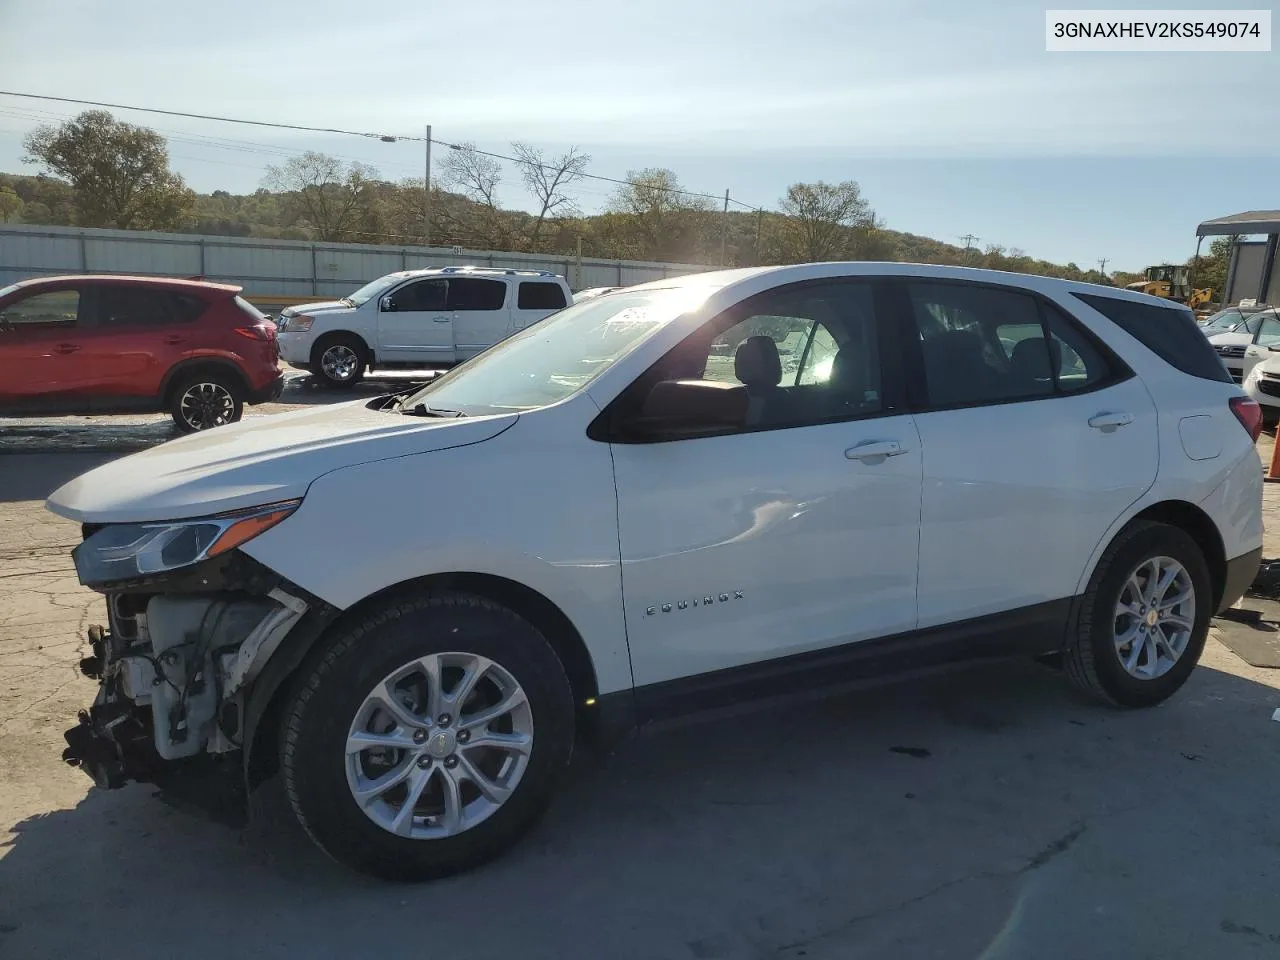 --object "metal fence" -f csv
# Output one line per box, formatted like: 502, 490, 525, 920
0, 223, 714, 307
